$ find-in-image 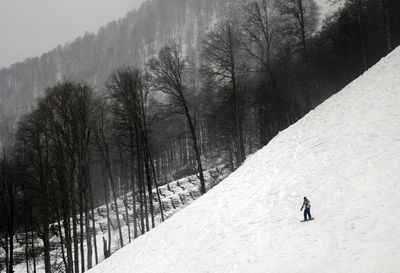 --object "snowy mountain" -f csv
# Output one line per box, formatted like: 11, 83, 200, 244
86, 47, 400, 273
